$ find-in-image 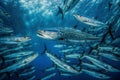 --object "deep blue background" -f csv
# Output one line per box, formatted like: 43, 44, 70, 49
0, 0, 120, 80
